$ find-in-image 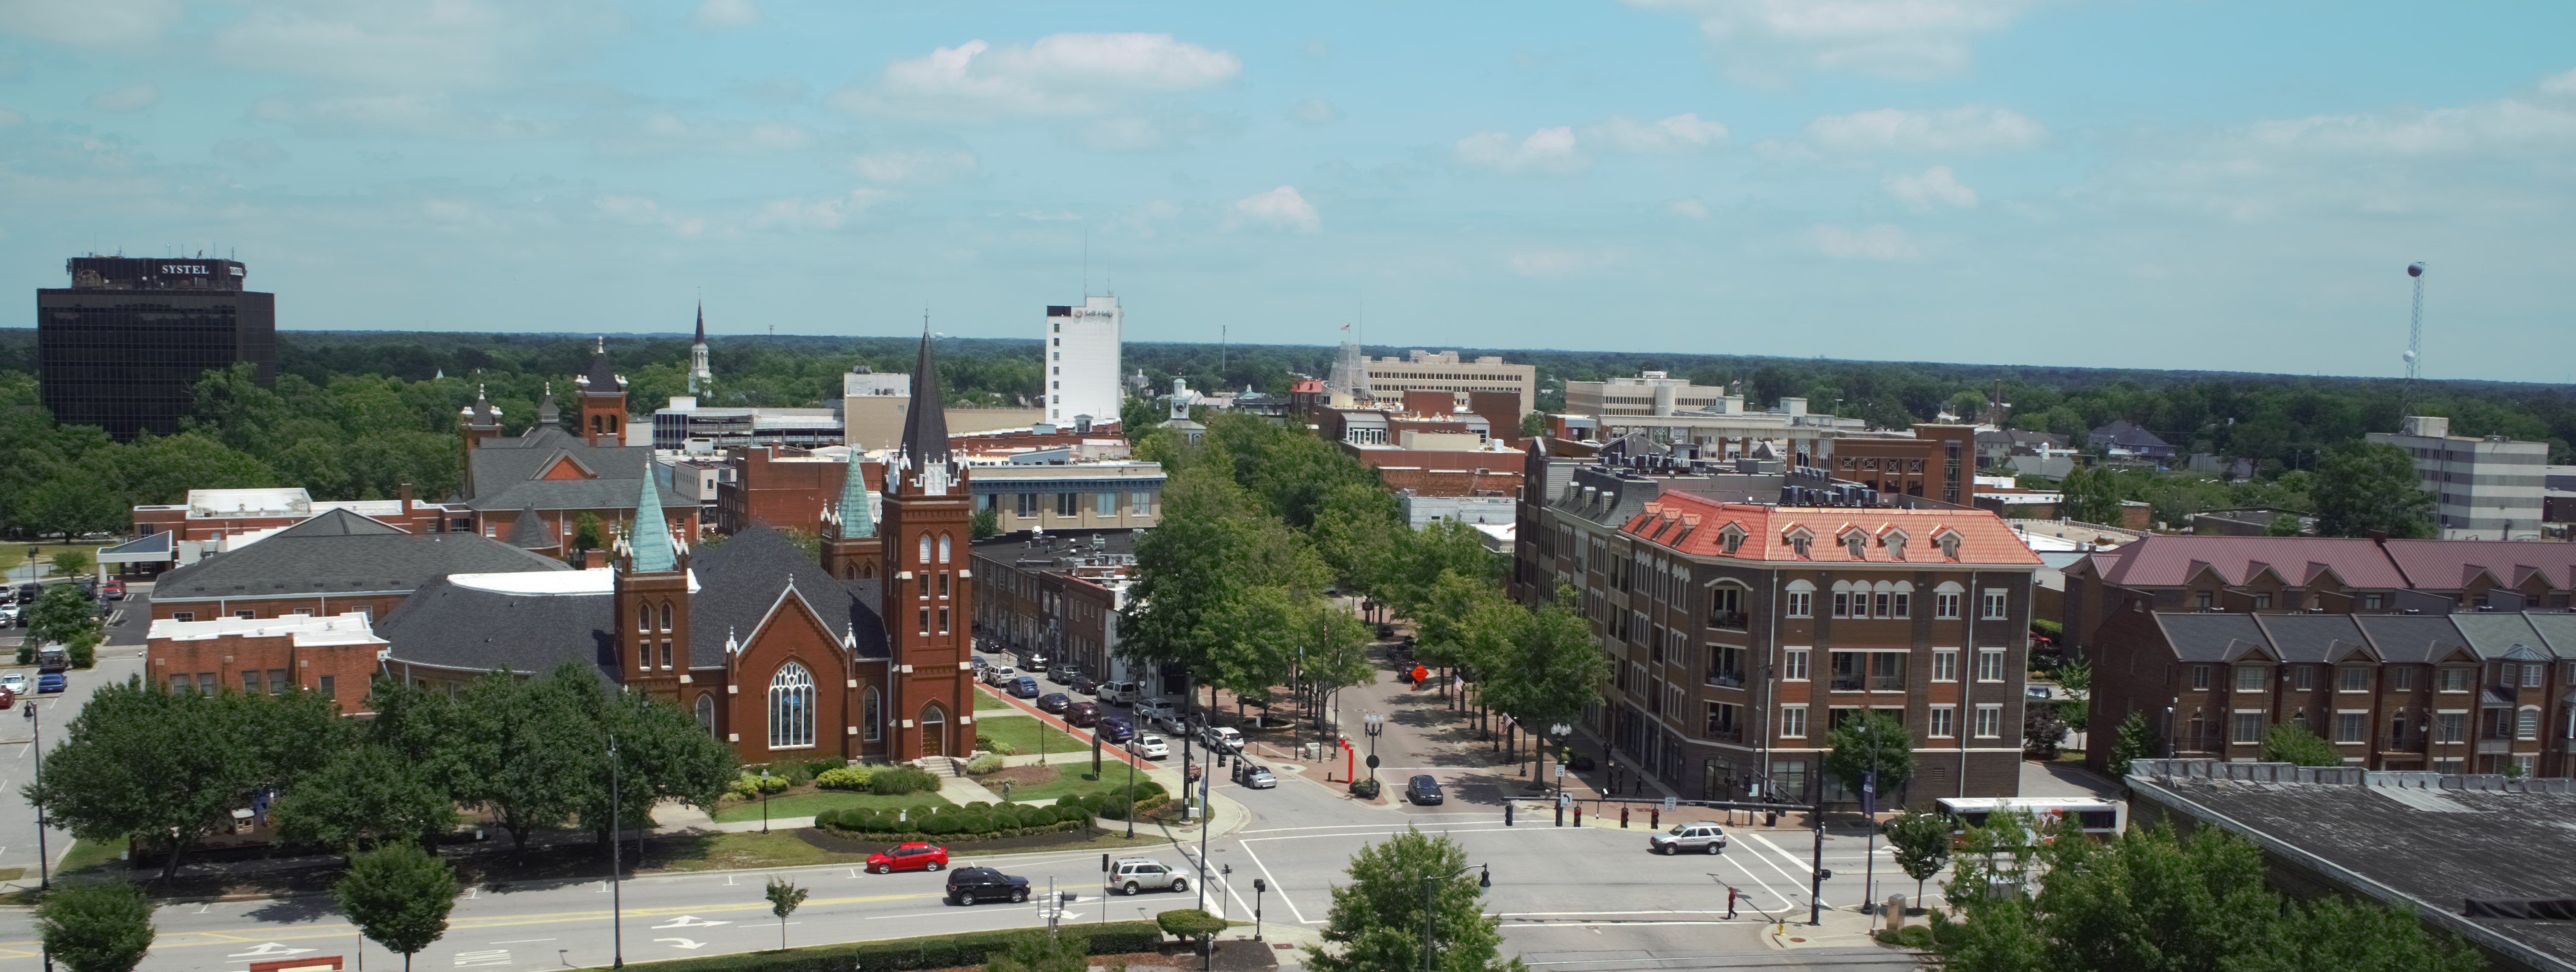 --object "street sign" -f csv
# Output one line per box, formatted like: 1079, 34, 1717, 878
1365, 755, 1380, 769
1663, 796, 1677, 813
1556, 792, 1572, 809
1554, 764, 1565, 779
